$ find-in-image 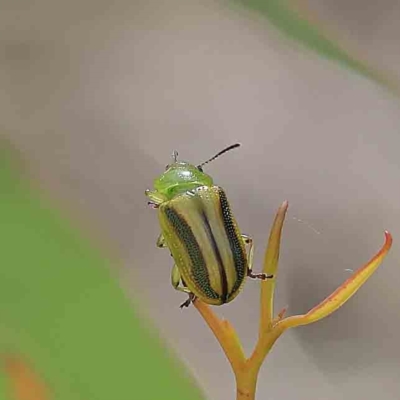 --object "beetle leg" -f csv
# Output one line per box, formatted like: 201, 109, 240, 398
241, 233, 254, 271
156, 234, 174, 257
145, 189, 166, 207
156, 234, 167, 248
241, 234, 274, 280
179, 293, 196, 309
171, 264, 186, 290
171, 264, 196, 308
